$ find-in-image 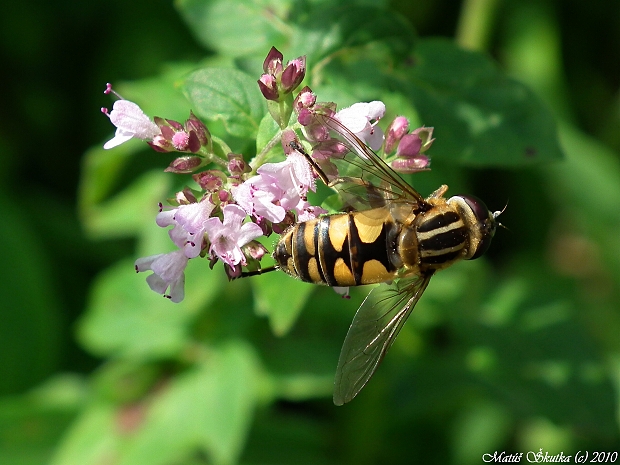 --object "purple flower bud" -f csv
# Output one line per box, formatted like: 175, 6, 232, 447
396, 133, 422, 159
281, 56, 306, 93
384, 116, 409, 154
148, 136, 174, 152
227, 153, 250, 176
281, 129, 301, 155
192, 170, 226, 191
255, 216, 273, 236
164, 156, 203, 174
225, 264, 243, 280
294, 86, 316, 112
263, 46, 284, 74
244, 240, 268, 260
175, 188, 197, 204
391, 155, 430, 174
165, 118, 184, 131
159, 123, 175, 140
218, 190, 230, 202
185, 112, 210, 147
187, 131, 201, 153
258, 74, 279, 101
